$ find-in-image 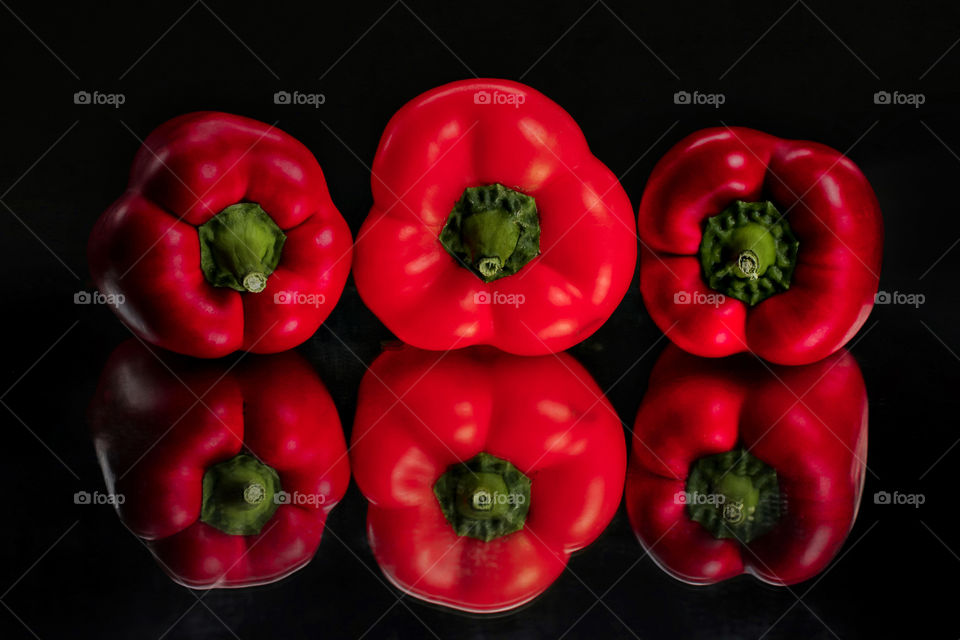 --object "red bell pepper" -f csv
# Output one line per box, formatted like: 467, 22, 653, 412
638, 127, 883, 365
89, 340, 350, 589
351, 345, 626, 612
625, 344, 868, 586
88, 112, 352, 358
353, 79, 637, 355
